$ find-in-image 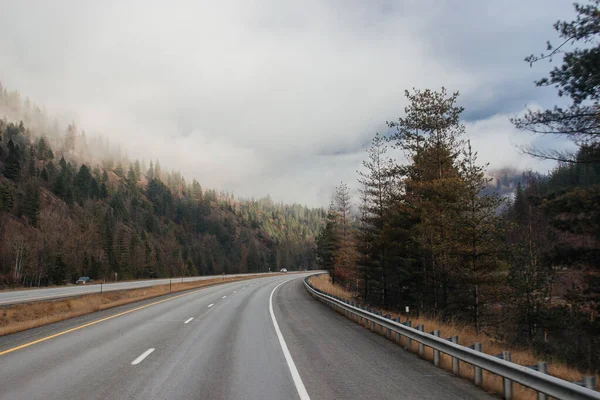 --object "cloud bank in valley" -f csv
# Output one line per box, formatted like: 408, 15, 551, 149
0, 0, 576, 206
